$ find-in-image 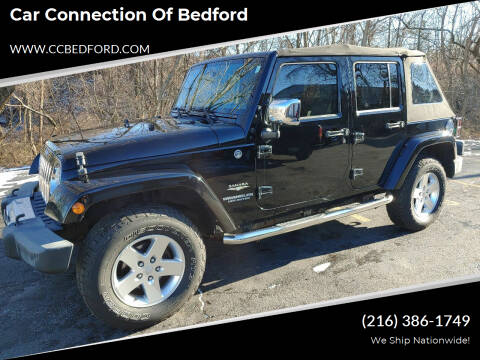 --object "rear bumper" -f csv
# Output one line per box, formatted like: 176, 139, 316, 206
456, 140, 465, 156
454, 140, 464, 175
1, 182, 73, 274
454, 156, 463, 175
